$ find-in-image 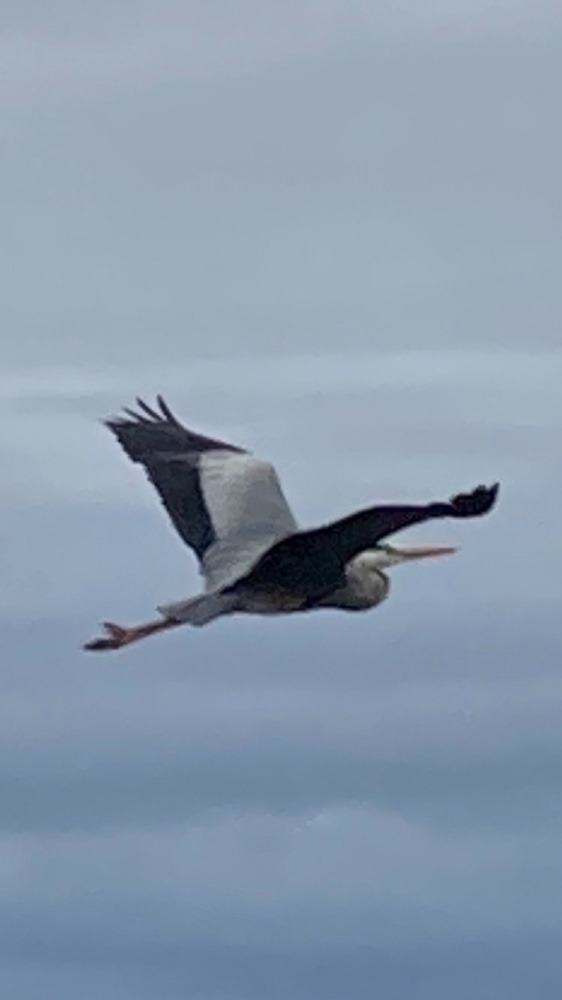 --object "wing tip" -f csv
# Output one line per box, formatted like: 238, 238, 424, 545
450, 481, 500, 517
103, 396, 179, 429
101, 396, 248, 457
